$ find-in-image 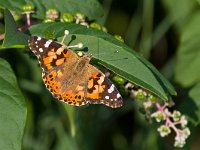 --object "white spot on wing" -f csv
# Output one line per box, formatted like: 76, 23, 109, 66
105, 96, 109, 99
37, 37, 41, 41
117, 93, 121, 98
44, 40, 52, 48
108, 84, 115, 93
39, 48, 43, 52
